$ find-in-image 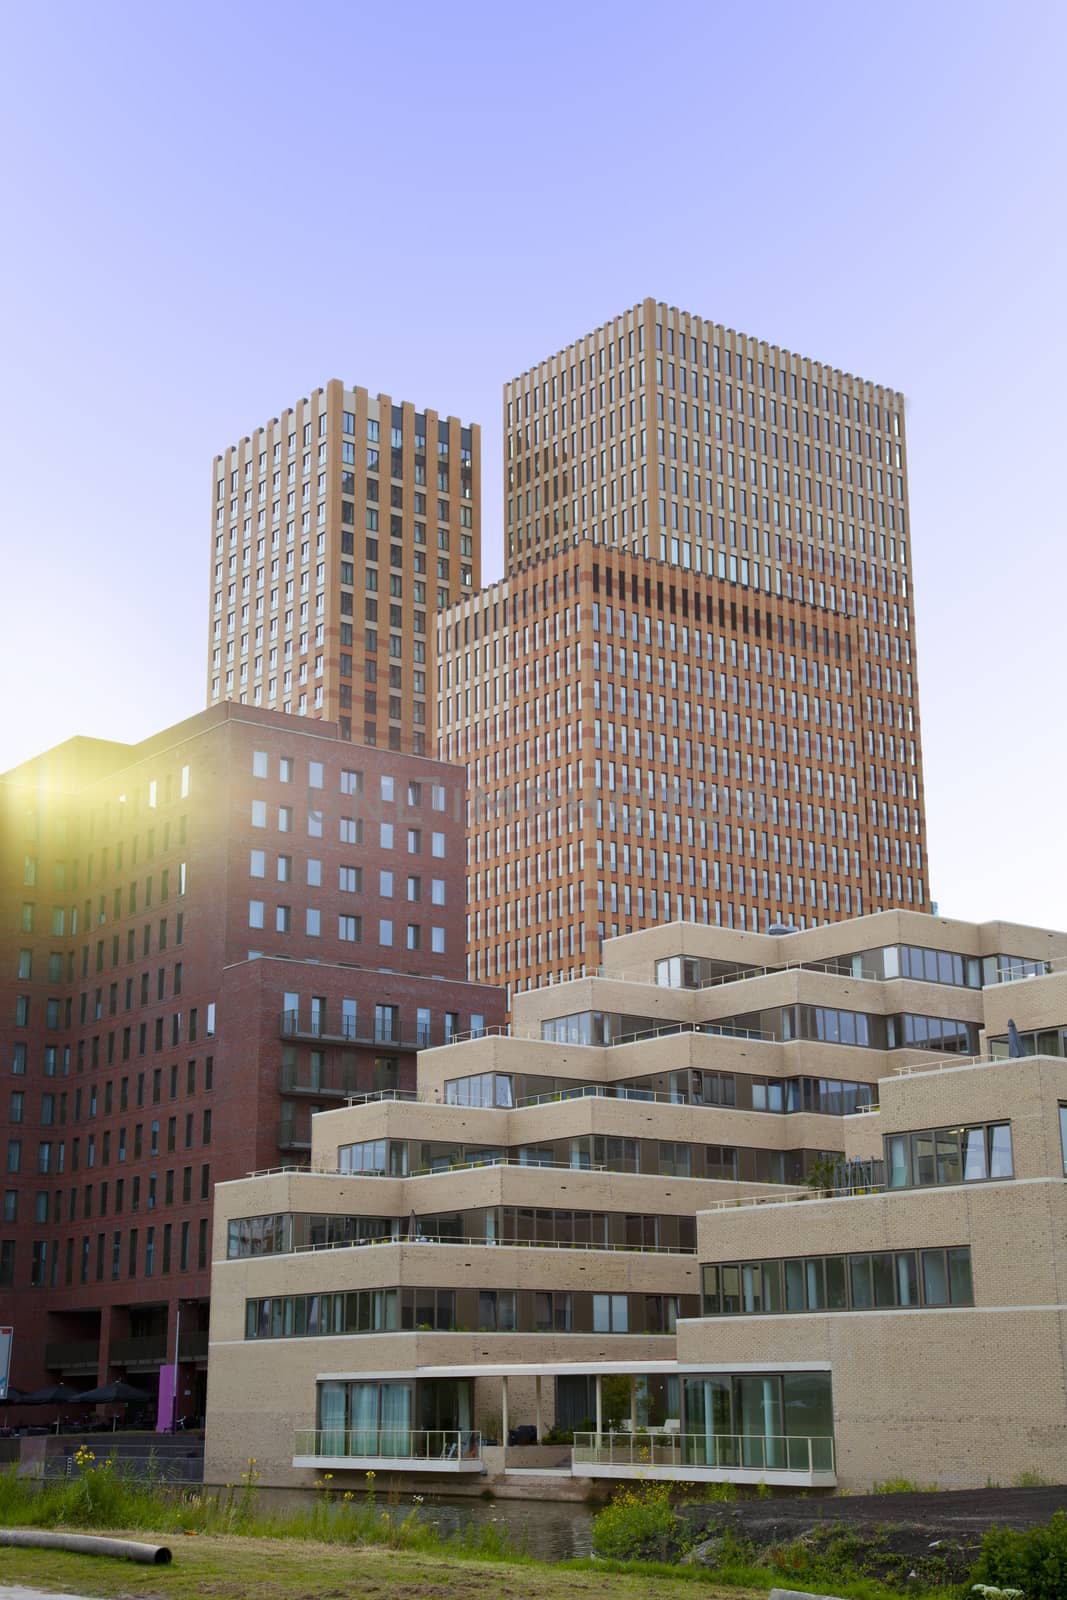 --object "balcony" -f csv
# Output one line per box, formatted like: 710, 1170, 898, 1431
279, 1011, 457, 1050
571, 1430, 836, 1488
293, 1428, 483, 1473
279, 1062, 360, 1099
44, 1341, 100, 1373
178, 1330, 209, 1362
110, 1336, 168, 1368
277, 1121, 312, 1151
